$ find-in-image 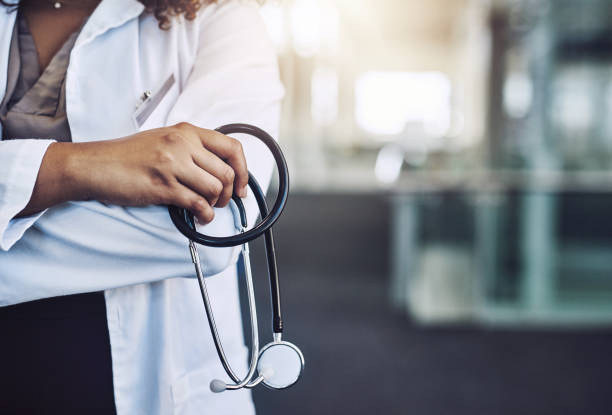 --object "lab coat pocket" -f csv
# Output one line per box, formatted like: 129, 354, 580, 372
132, 73, 179, 131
